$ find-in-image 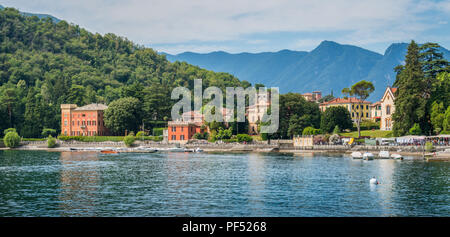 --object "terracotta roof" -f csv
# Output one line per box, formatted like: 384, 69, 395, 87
390, 87, 397, 94
74, 103, 108, 111
320, 97, 371, 106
